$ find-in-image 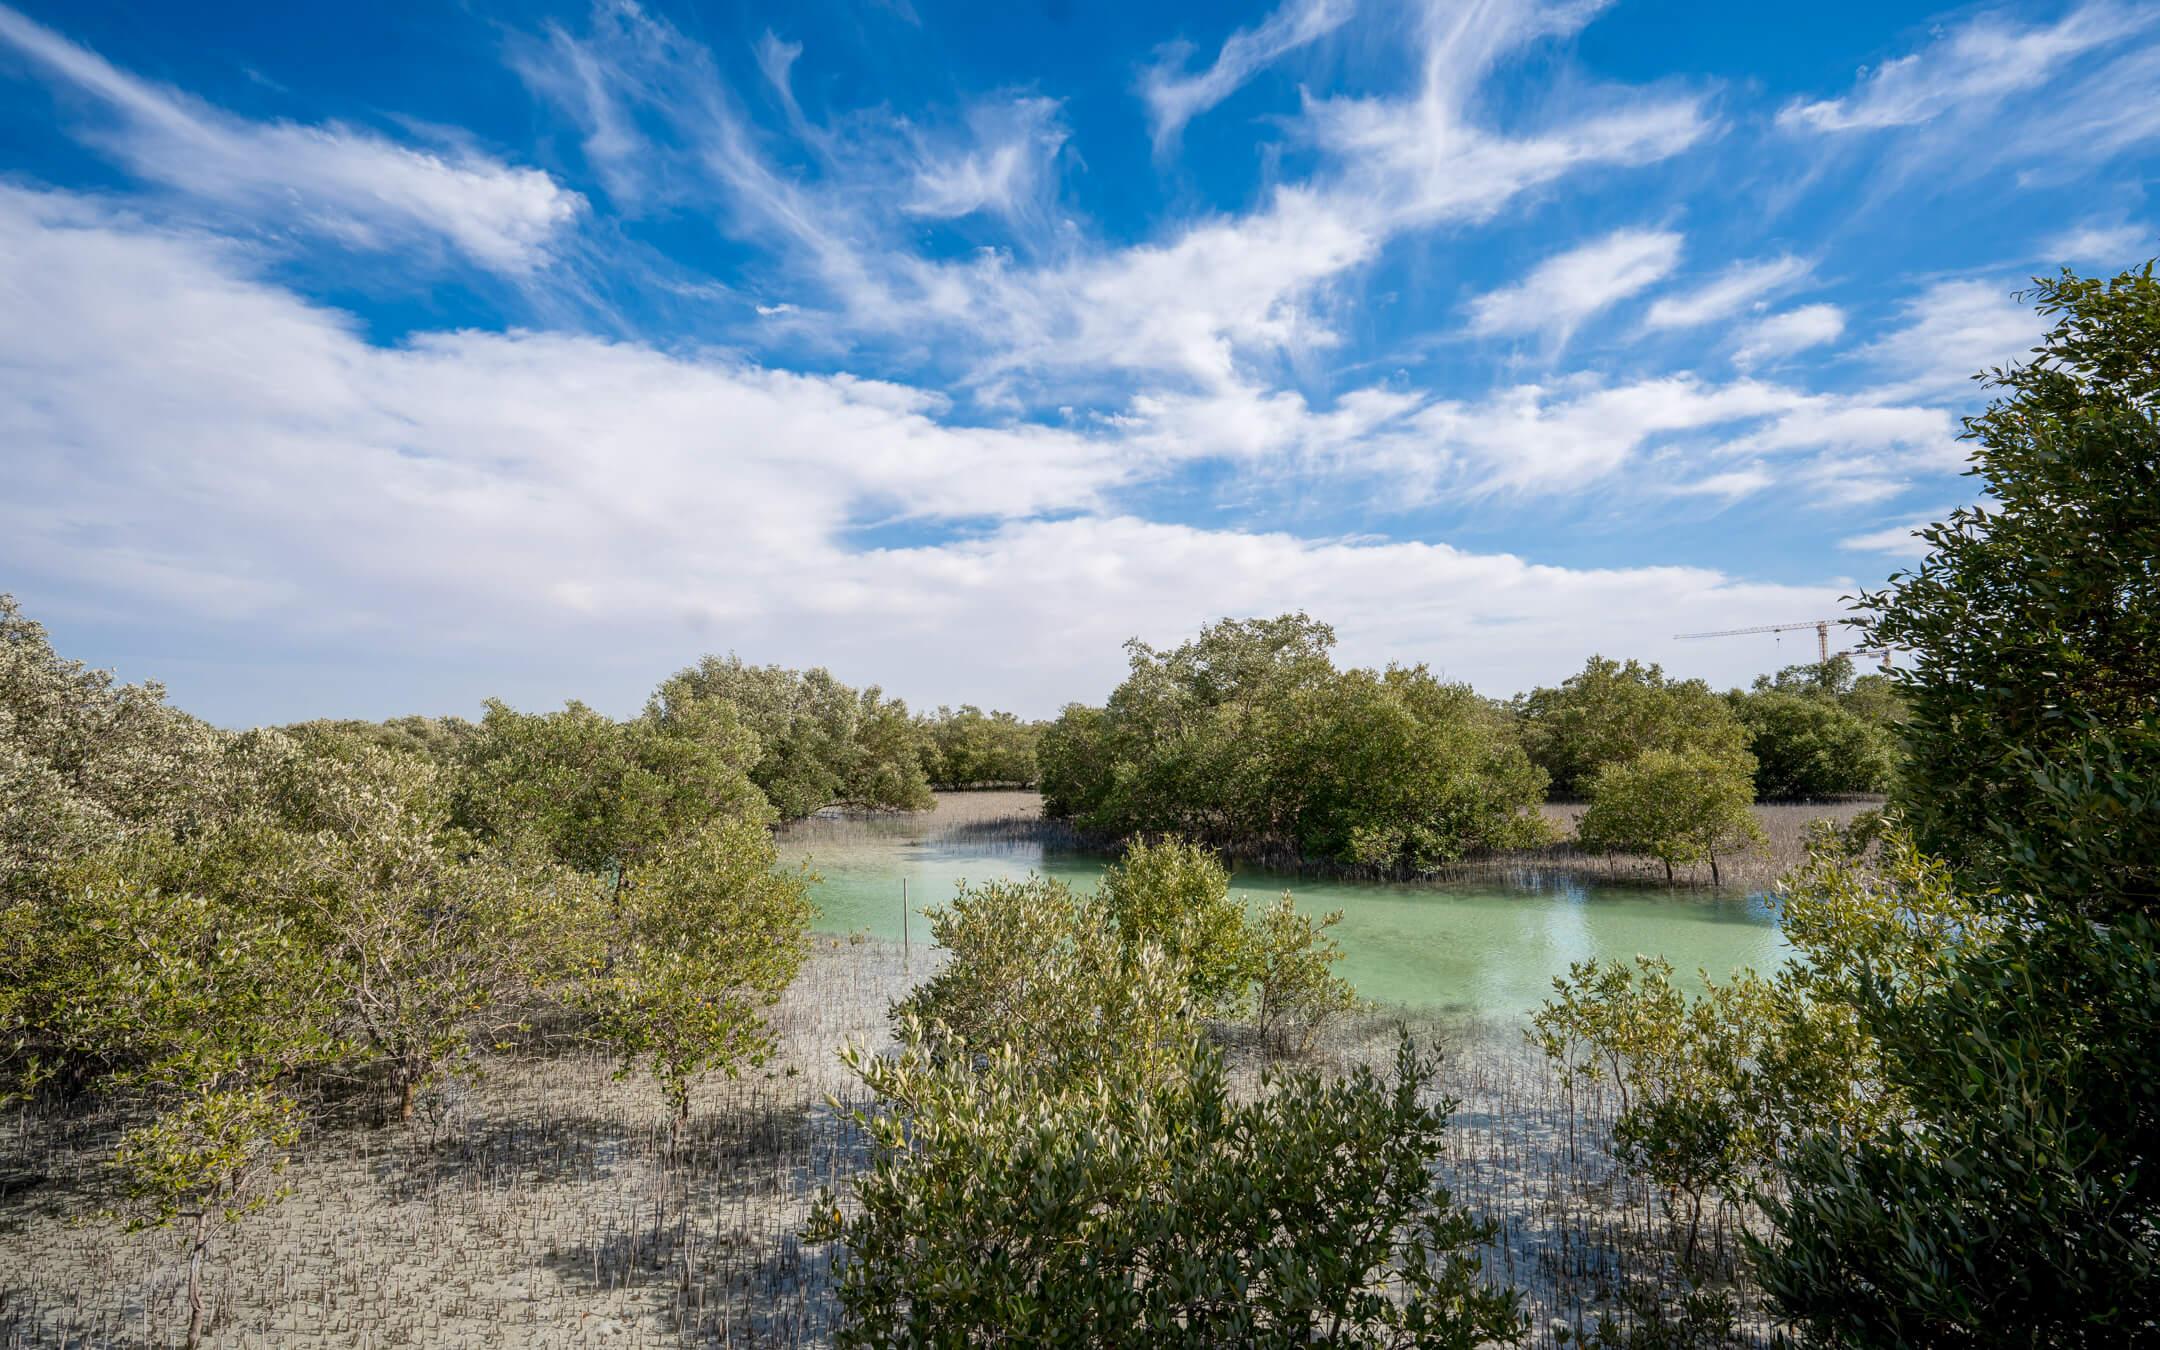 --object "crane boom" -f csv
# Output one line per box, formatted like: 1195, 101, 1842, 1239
1673, 619, 1859, 663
